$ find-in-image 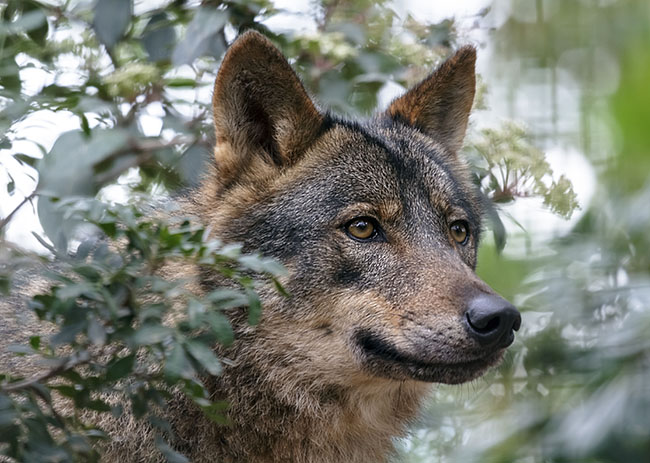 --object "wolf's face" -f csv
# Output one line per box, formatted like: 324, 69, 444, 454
200, 31, 520, 386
